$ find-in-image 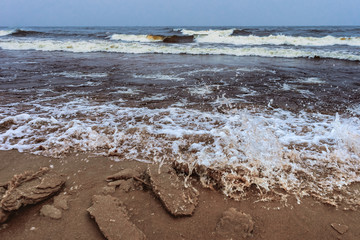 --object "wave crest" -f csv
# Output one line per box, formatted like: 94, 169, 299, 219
0, 30, 15, 37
